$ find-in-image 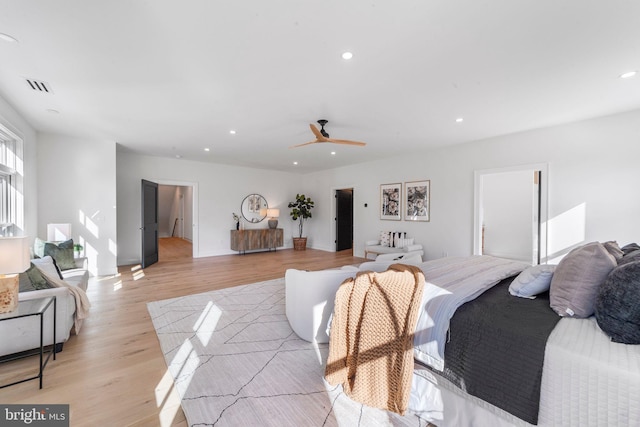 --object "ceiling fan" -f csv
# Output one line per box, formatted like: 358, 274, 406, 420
289, 119, 367, 148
